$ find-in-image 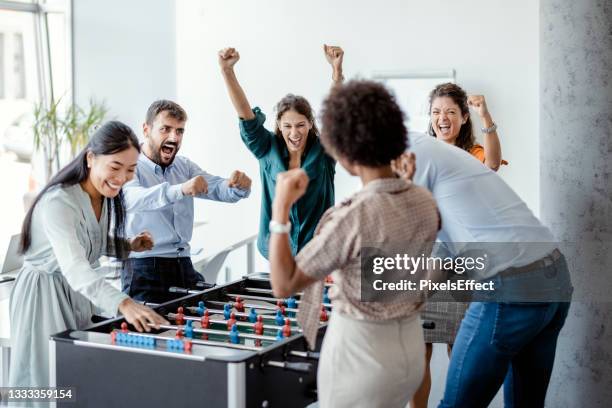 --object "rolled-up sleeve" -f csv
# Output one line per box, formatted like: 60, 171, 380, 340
239, 107, 274, 159
295, 208, 360, 280
41, 195, 128, 316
